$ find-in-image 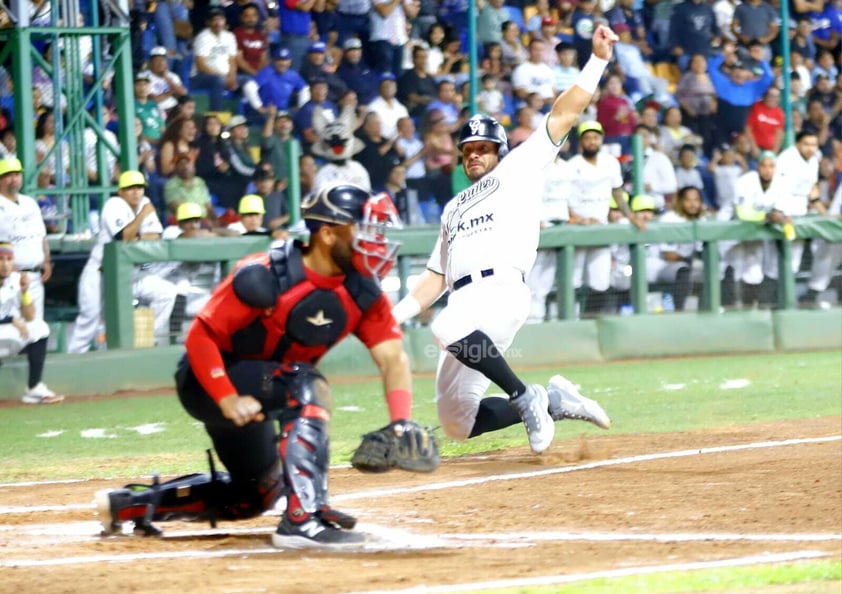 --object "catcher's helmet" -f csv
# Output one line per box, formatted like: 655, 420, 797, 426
301, 183, 402, 279
458, 115, 509, 158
